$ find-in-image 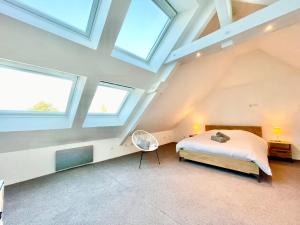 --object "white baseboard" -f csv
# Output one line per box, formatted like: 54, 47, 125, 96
0, 130, 176, 185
